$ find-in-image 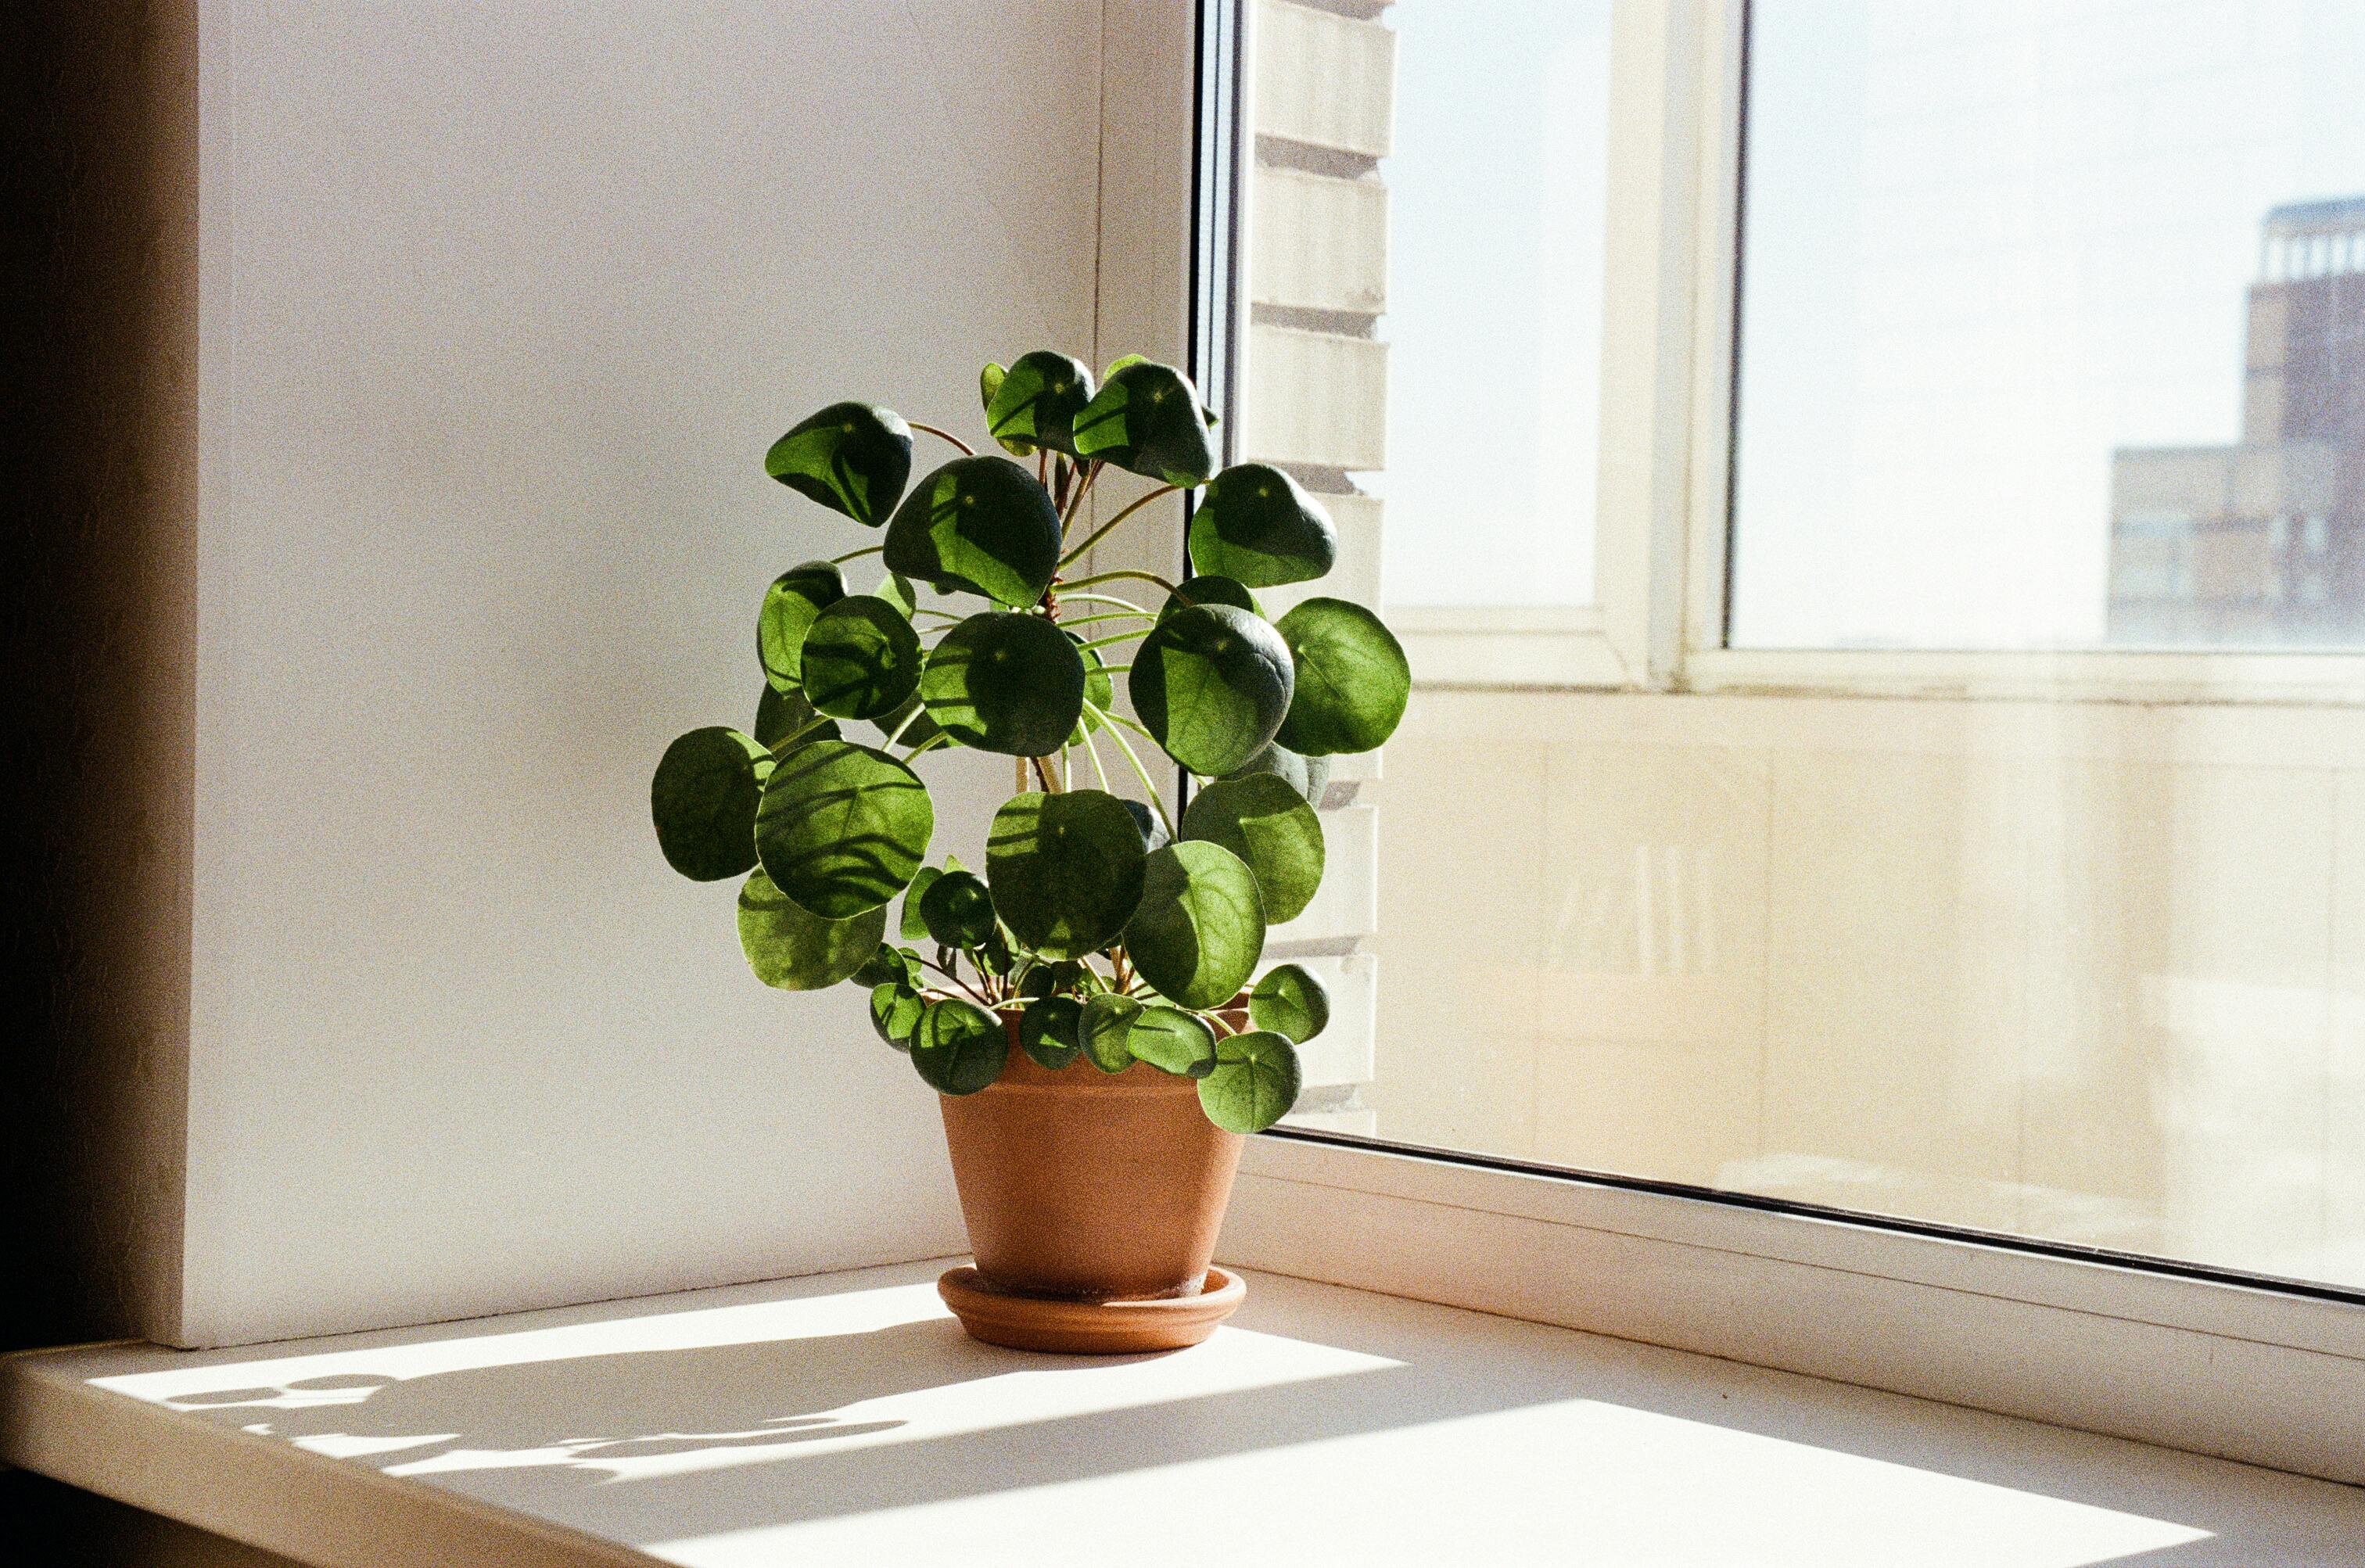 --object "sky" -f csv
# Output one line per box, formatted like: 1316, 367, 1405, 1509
1362, 0, 2365, 647
1375, 0, 1612, 609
